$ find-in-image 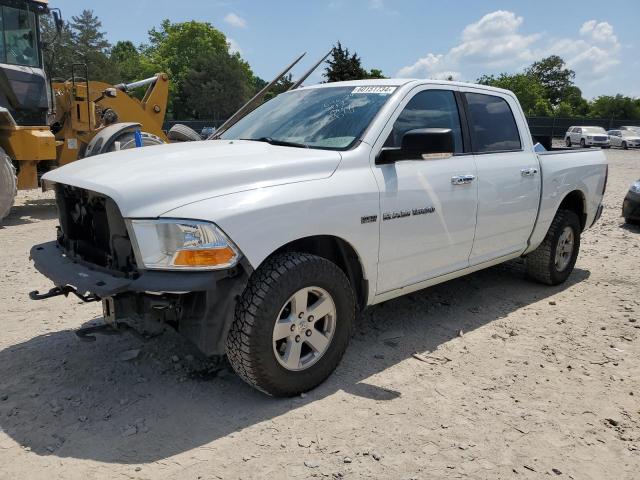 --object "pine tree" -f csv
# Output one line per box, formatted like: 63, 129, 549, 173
324, 42, 367, 82
323, 42, 385, 82
68, 10, 117, 82
70, 10, 110, 52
